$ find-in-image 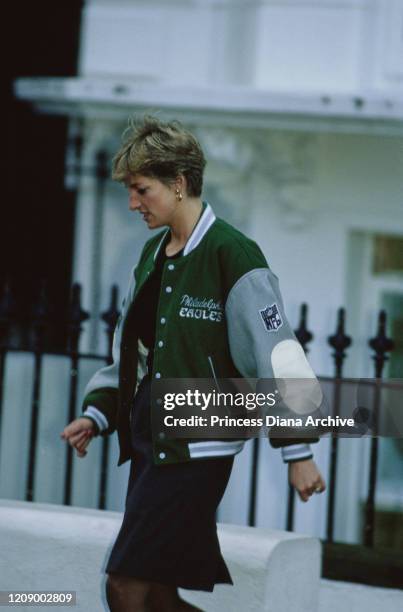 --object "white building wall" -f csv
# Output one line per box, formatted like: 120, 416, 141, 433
79, 0, 403, 93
